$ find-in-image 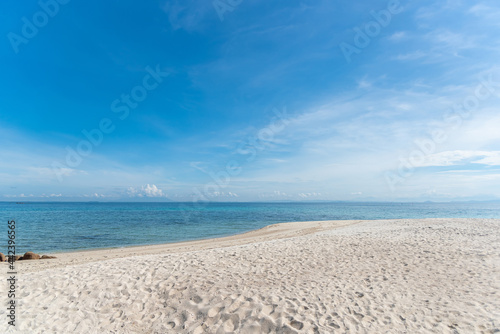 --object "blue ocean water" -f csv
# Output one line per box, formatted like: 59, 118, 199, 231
1, 201, 499, 254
